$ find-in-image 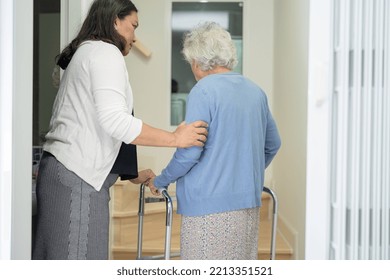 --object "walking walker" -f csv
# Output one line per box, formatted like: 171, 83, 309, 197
136, 183, 178, 260
262, 186, 278, 260
136, 183, 278, 260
